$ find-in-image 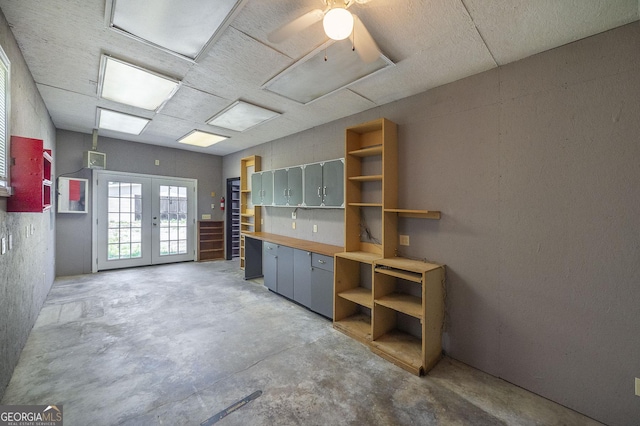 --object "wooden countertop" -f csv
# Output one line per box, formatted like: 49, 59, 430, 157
242, 232, 343, 257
